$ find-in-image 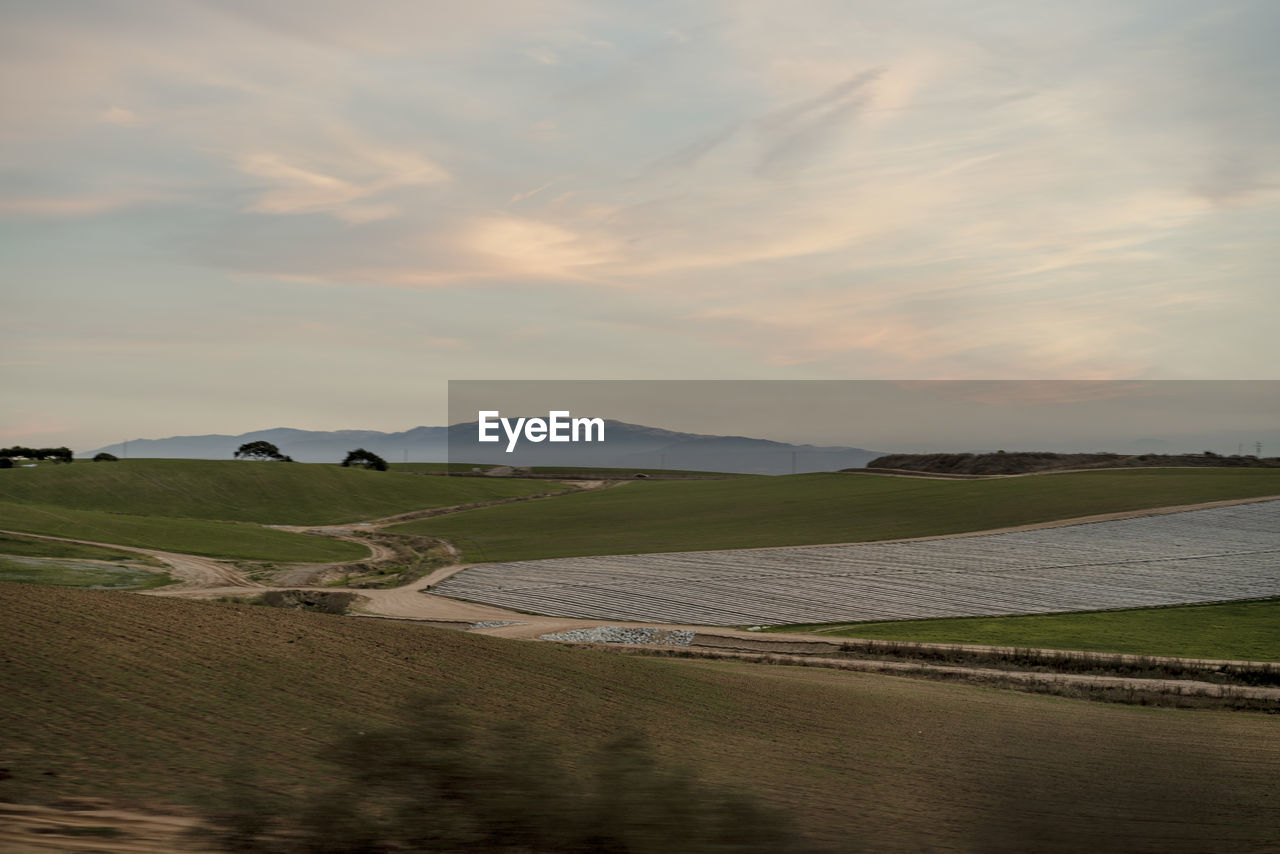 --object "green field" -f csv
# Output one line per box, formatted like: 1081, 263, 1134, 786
389, 468, 1280, 561
4, 582, 1278, 852
528, 465, 742, 477
0, 556, 174, 590
392, 462, 740, 477
0, 531, 164, 564
0, 502, 365, 562
777, 599, 1280, 661
0, 459, 569, 525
